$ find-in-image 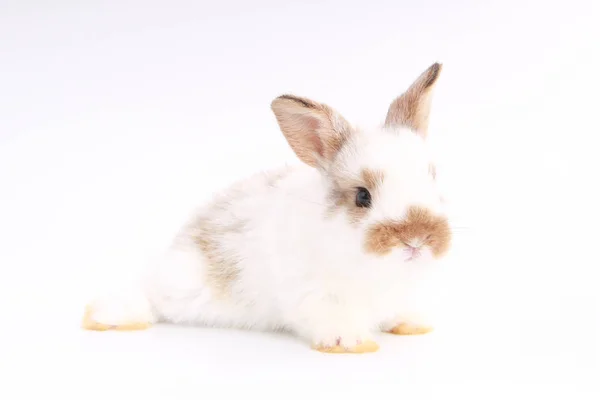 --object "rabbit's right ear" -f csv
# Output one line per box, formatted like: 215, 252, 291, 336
271, 95, 351, 168
384, 62, 442, 138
